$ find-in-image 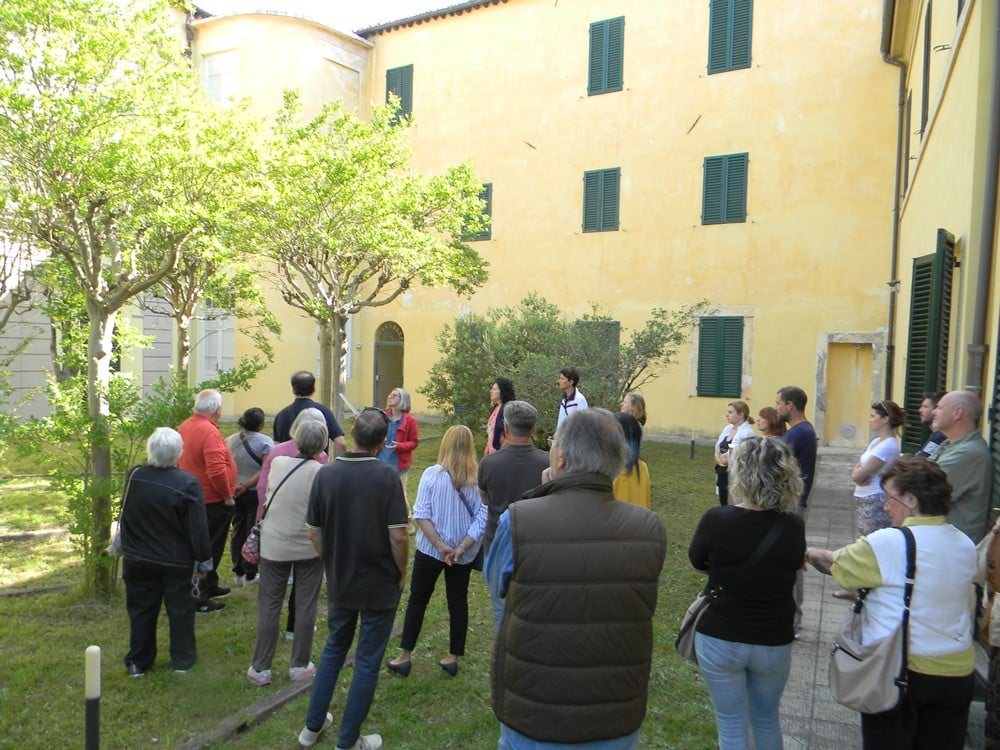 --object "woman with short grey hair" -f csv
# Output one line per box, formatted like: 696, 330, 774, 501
120, 428, 212, 677
247, 421, 328, 687
688, 437, 806, 749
